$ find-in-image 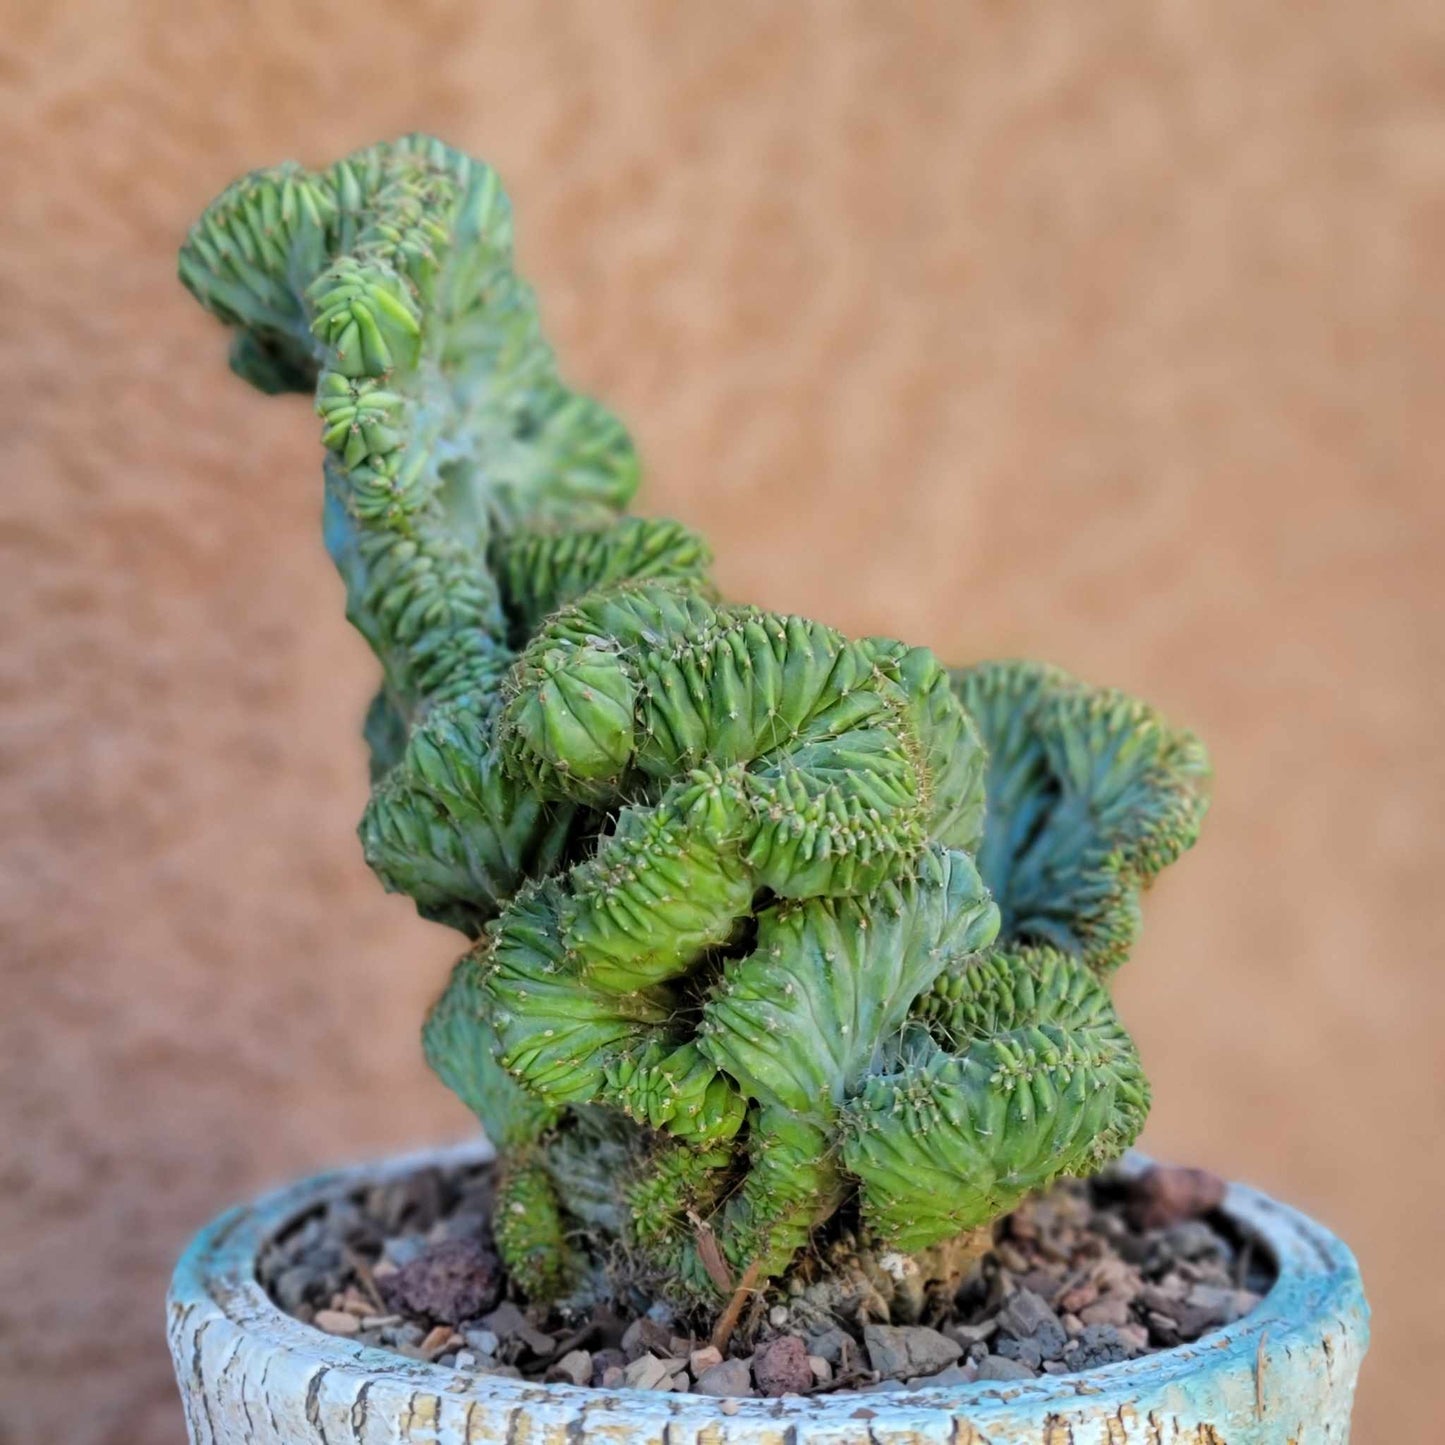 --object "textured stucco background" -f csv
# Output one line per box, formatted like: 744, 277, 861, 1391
2, 3, 1440, 1441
